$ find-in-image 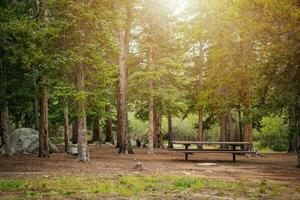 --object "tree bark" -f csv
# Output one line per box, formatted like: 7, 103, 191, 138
153, 109, 162, 148
220, 115, 226, 149
105, 105, 114, 144
296, 119, 300, 168
39, 75, 49, 158
33, 67, 39, 130
0, 110, 3, 147
288, 109, 297, 153
220, 112, 232, 149
153, 106, 159, 148
297, 133, 300, 168
197, 52, 205, 149
38, 0, 49, 158
0, 61, 10, 156
227, 112, 233, 142
72, 119, 78, 144
92, 114, 100, 142
148, 91, 154, 155
75, 64, 89, 161
238, 105, 243, 141
1, 103, 11, 157
24, 111, 33, 128
116, 81, 121, 148
167, 112, 173, 148
243, 109, 252, 151
63, 100, 70, 152
116, 0, 132, 154
197, 108, 204, 149
147, 43, 155, 155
